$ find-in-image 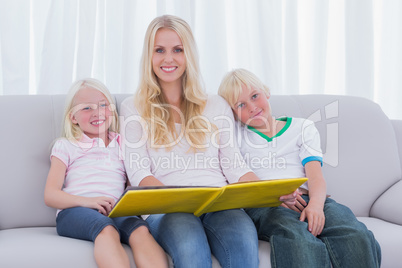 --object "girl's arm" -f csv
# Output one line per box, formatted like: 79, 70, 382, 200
44, 157, 115, 215
299, 161, 327, 236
